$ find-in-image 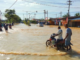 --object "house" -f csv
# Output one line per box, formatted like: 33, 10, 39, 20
69, 17, 80, 27
61, 16, 80, 27
49, 16, 80, 27
49, 18, 62, 25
